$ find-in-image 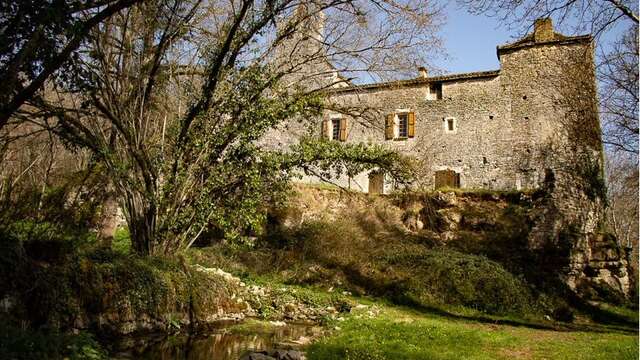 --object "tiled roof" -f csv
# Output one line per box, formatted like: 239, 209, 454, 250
497, 34, 591, 54
328, 70, 500, 93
